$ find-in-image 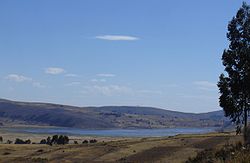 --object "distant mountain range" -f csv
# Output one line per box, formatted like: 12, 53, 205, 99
0, 99, 230, 129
